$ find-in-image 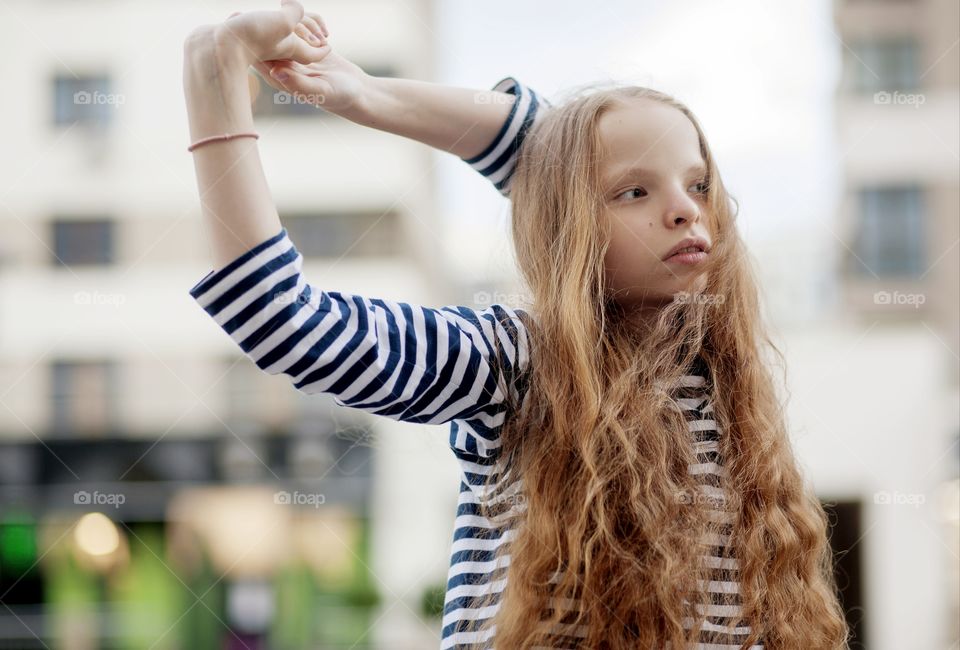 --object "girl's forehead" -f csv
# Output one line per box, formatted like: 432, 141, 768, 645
597, 101, 704, 187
